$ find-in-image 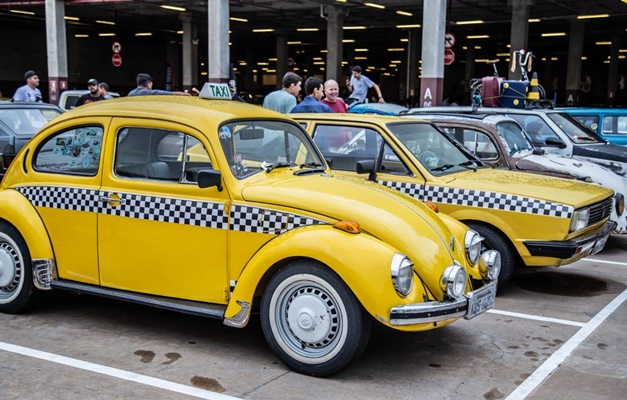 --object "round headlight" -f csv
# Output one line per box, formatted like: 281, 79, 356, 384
464, 230, 484, 265
391, 254, 414, 297
615, 193, 625, 217
440, 265, 467, 299
569, 208, 590, 233
479, 250, 501, 281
